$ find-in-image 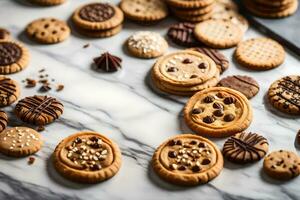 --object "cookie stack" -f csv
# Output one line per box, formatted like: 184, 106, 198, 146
165, 0, 215, 22
72, 3, 124, 38
151, 50, 220, 96
244, 0, 298, 18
